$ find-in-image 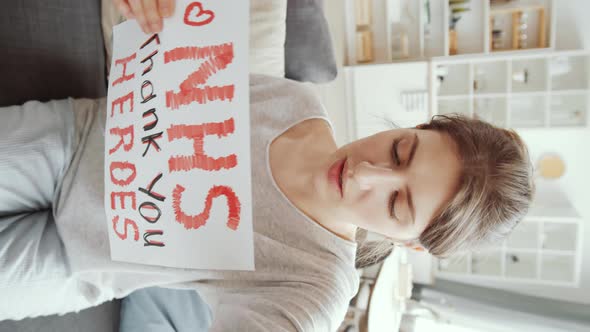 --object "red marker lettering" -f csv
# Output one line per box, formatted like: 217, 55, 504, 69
167, 118, 237, 172
109, 161, 137, 186
112, 216, 139, 241
108, 125, 134, 155
163, 43, 235, 109
111, 91, 134, 117
111, 53, 137, 87
111, 191, 137, 210
172, 184, 241, 230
